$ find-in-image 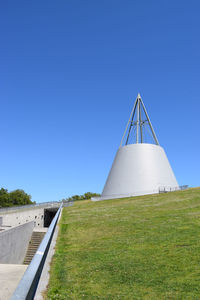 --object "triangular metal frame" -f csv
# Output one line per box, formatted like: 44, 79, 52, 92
120, 93, 159, 146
